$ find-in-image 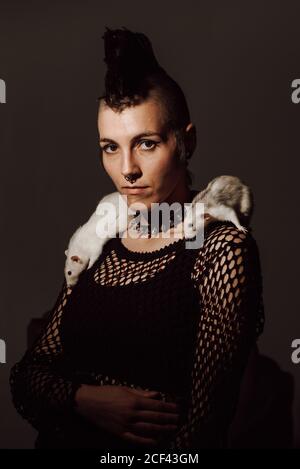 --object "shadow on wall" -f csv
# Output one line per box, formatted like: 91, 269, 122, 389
228, 346, 295, 448
28, 318, 295, 449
